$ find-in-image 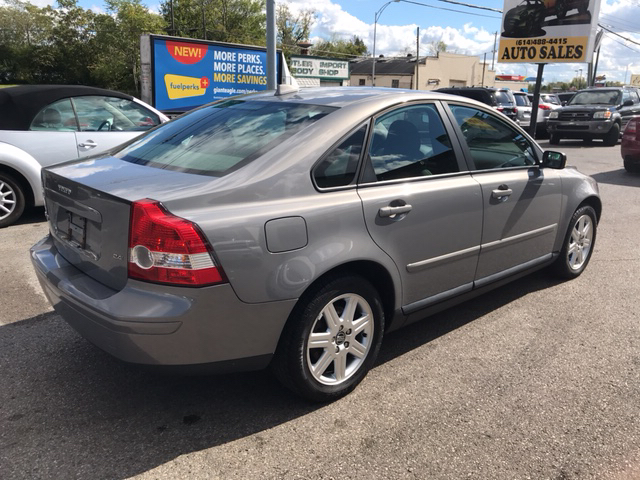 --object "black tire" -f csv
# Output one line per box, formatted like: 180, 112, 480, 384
0, 172, 26, 228
556, 0, 567, 18
549, 133, 561, 145
551, 205, 597, 279
603, 123, 620, 146
624, 156, 640, 173
271, 274, 385, 402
